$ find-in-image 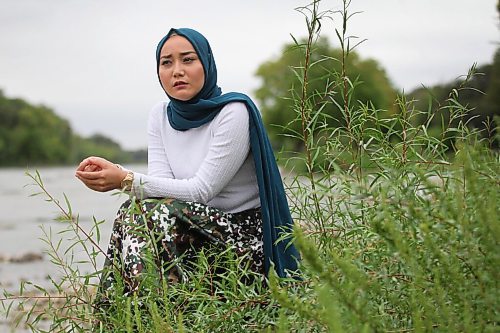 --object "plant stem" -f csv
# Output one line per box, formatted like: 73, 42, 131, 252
298, 0, 327, 237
